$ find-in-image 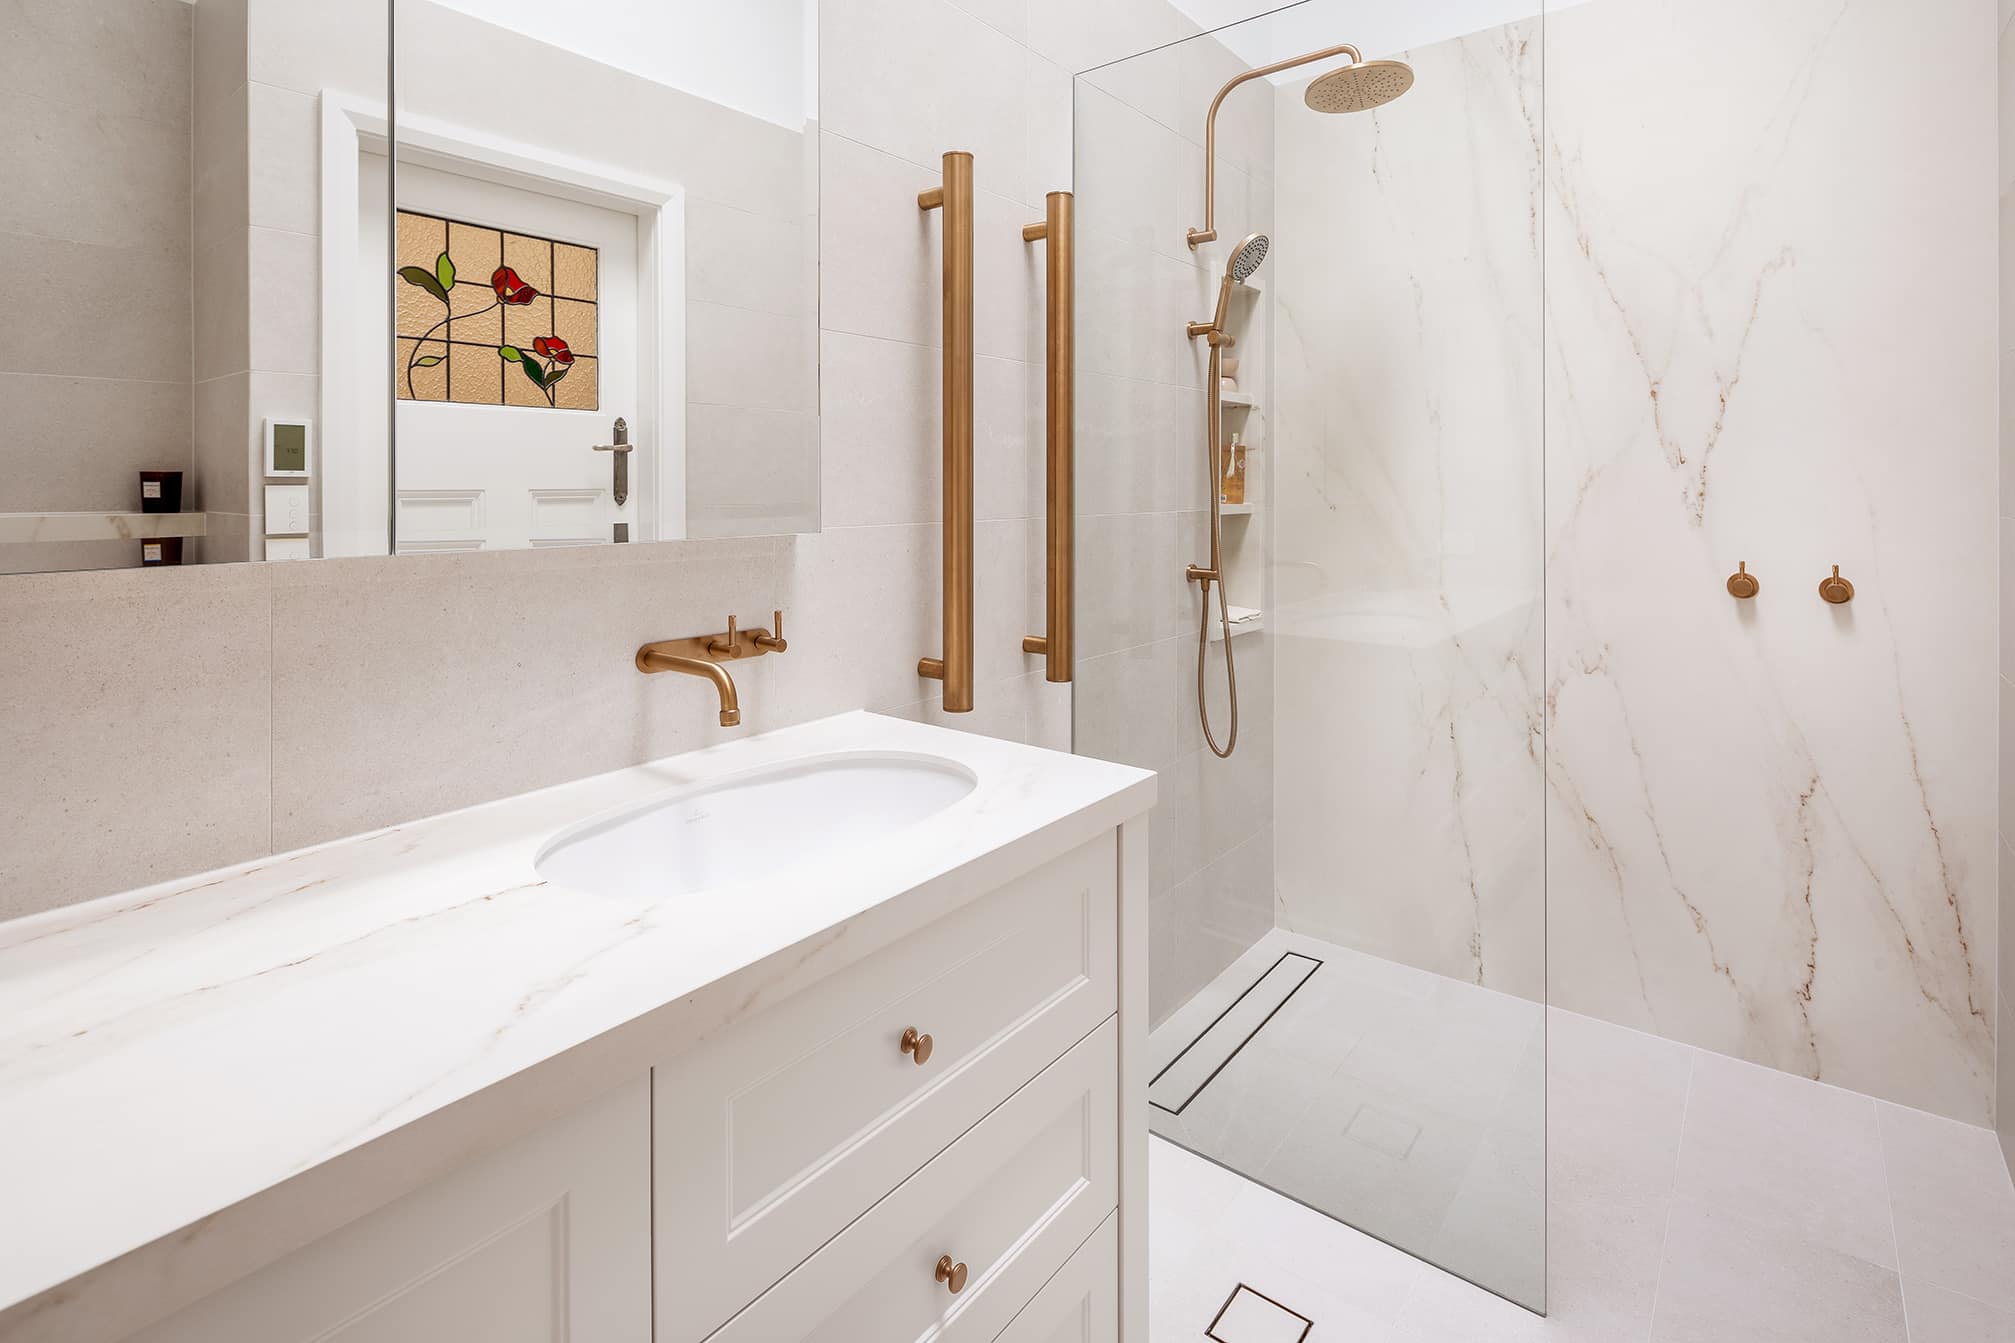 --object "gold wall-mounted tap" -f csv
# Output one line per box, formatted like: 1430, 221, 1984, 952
636, 611, 788, 727
1818, 566, 1855, 604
